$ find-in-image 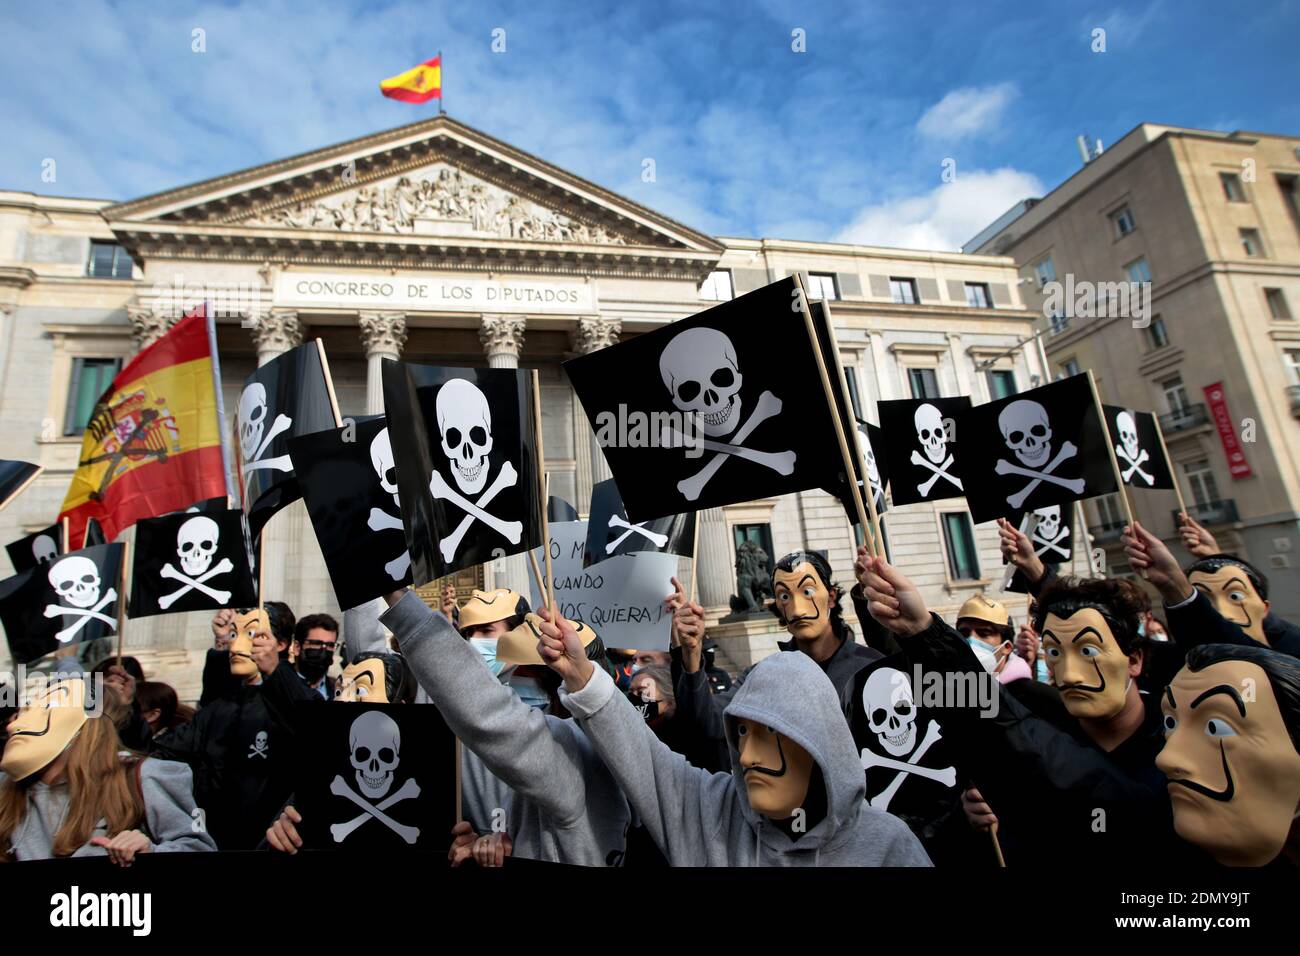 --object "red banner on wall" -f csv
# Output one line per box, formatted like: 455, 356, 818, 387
1203, 382, 1253, 479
